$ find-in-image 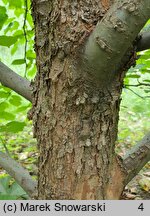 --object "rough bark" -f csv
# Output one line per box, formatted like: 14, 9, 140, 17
31, 0, 150, 200
106, 132, 150, 199
0, 62, 32, 102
